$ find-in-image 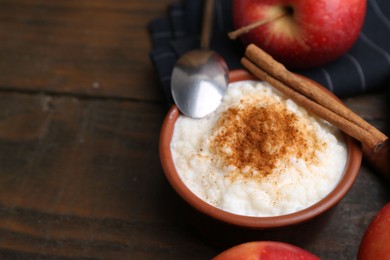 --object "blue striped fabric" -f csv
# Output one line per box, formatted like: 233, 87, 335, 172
148, 0, 390, 104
